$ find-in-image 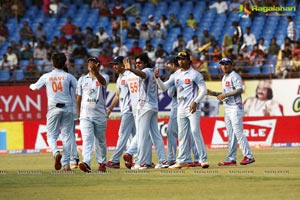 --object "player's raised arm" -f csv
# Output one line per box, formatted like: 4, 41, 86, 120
123, 57, 146, 79
107, 89, 119, 117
